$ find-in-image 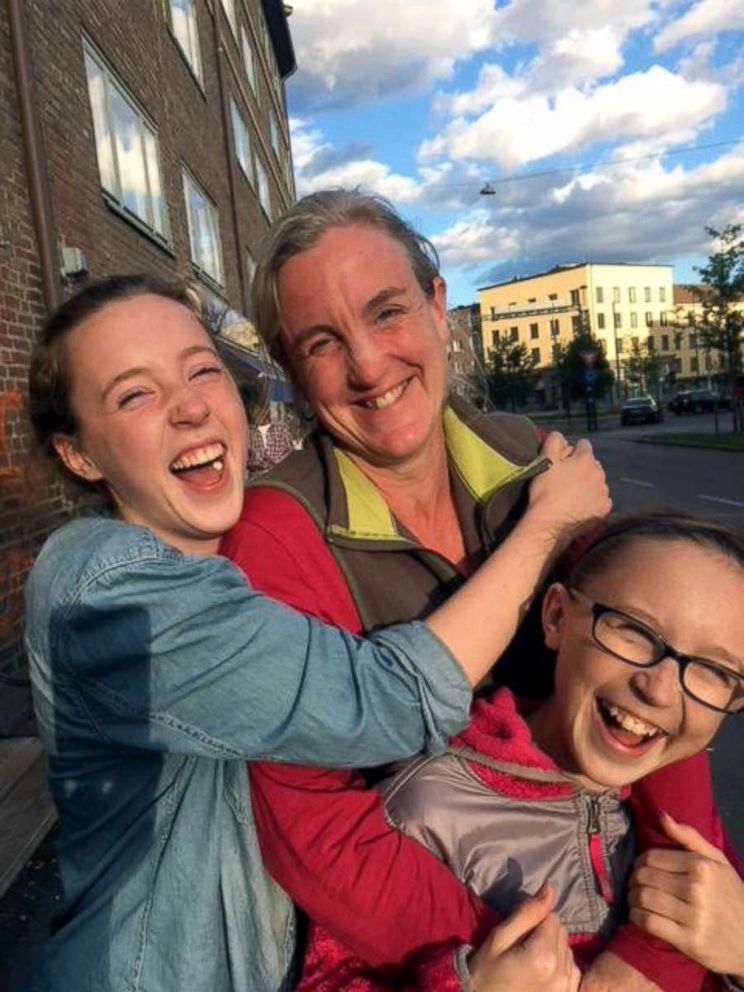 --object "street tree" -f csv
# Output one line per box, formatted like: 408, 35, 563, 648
485, 336, 540, 411
553, 332, 614, 413
690, 225, 744, 432
622, 340, 672, 401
